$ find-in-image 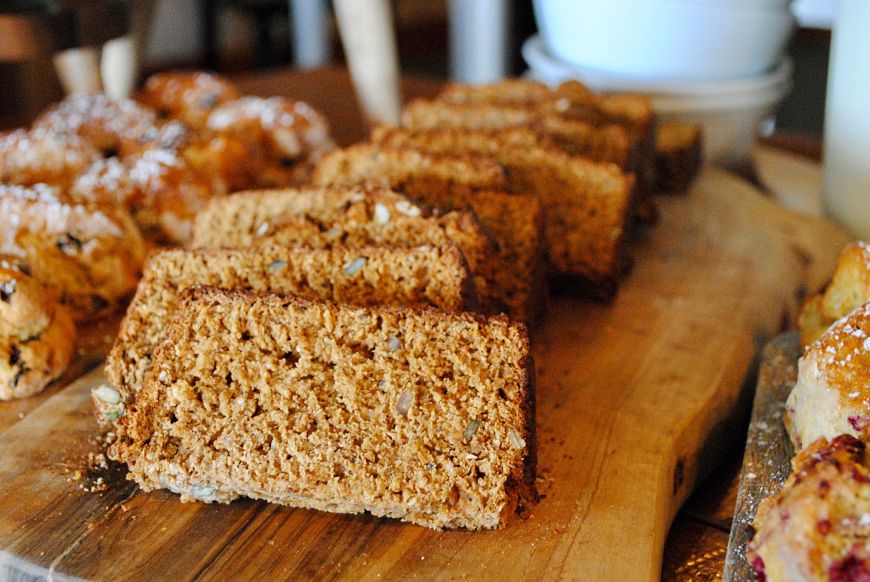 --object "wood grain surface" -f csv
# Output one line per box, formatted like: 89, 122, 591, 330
723, 332, 800, 581
0, 163, 850, 581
